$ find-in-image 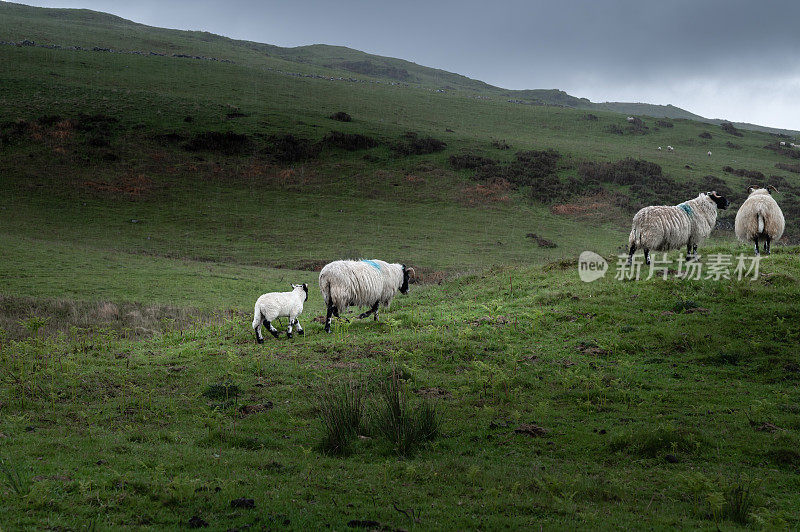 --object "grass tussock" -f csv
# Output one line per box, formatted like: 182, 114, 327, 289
371, 370, 439, 456
608, 426, 703, 458
317, 380, 366, 456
